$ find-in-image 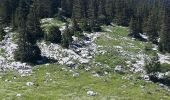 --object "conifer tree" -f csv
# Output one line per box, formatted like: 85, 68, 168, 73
14, 23, 41, 63
0, 0, 11, 24
72, 0, 83, 21
146, 12, 159, 44
14, 0, 31, 29
129, 16, 141, 39
62, 23, 73, 48
80, 18, 91, 32
0, 25, 6, 41
26, 2, 43, 44
114, 0, 128, 26
71, 19, 83, 37
159, 11, 170, 53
